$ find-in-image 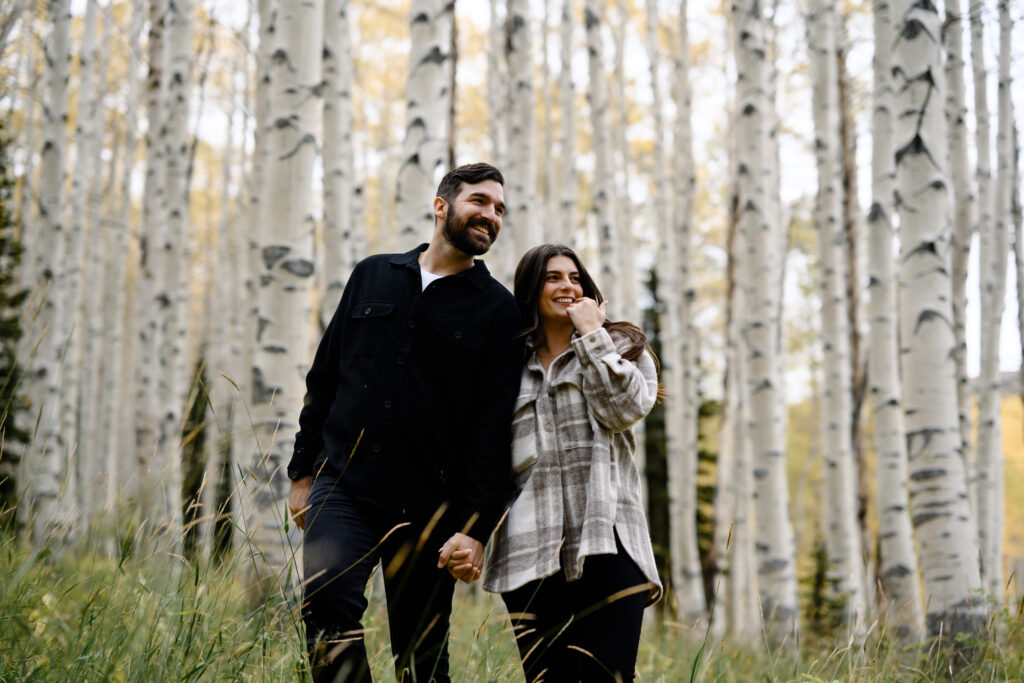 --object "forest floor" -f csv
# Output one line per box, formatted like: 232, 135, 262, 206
1, 532, 1022, 682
